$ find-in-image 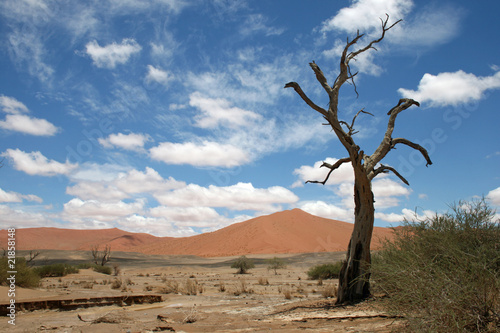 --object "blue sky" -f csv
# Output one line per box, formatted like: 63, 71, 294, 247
0, 0, 499, 237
